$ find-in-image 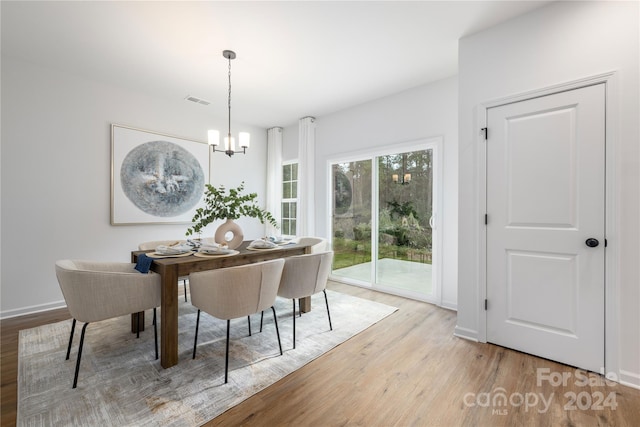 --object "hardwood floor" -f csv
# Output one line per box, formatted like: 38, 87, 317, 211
2, 282, 639, 426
